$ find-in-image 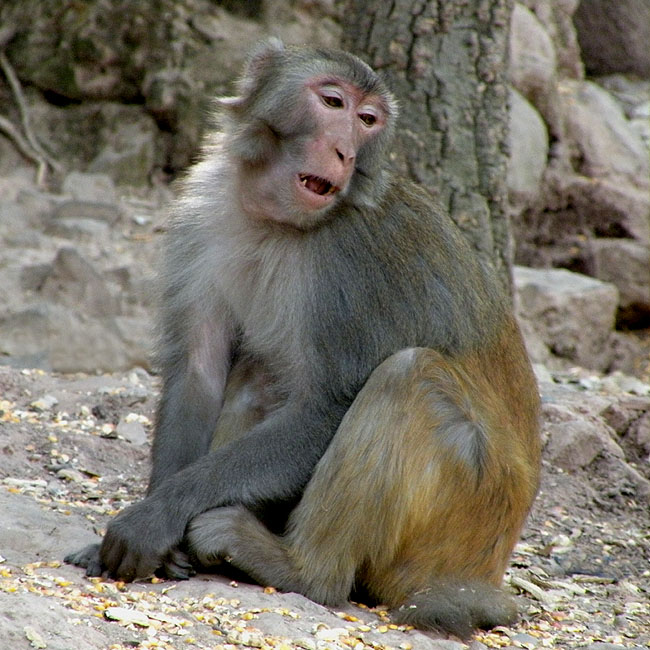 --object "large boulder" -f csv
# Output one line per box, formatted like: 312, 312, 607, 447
519, 0, 583, 78
509, 4, 556, 103
557, 79, 649, 189
514, 266, 619, 370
